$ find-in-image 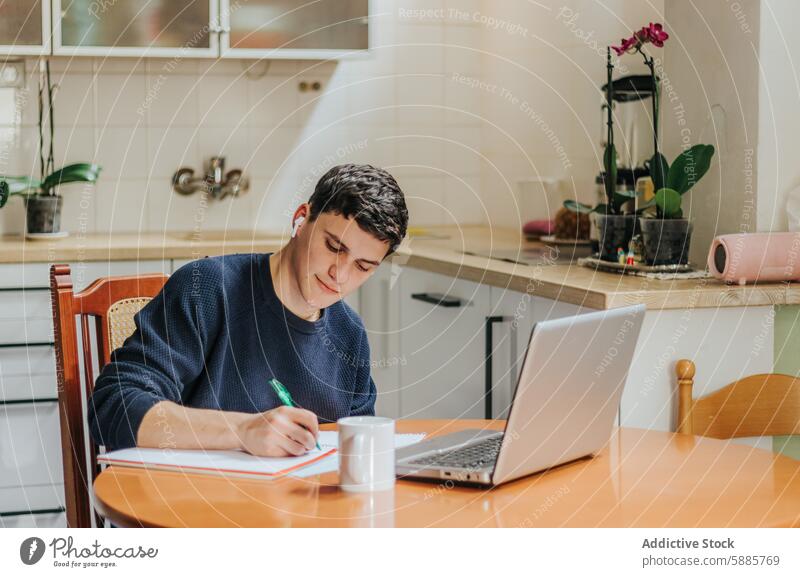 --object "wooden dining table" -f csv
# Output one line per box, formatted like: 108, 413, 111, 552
93, 419, 800, 527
